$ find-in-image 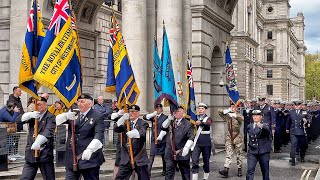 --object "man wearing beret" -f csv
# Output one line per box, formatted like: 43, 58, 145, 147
246, 109, 272, 180
114, 104, 150, 180
286, 100, 309, 165
191, 102, 213, 180
143, 103, 168, 176
56, 94, 105, 180
20, 97, 56, 180
158, 105, 195, 180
